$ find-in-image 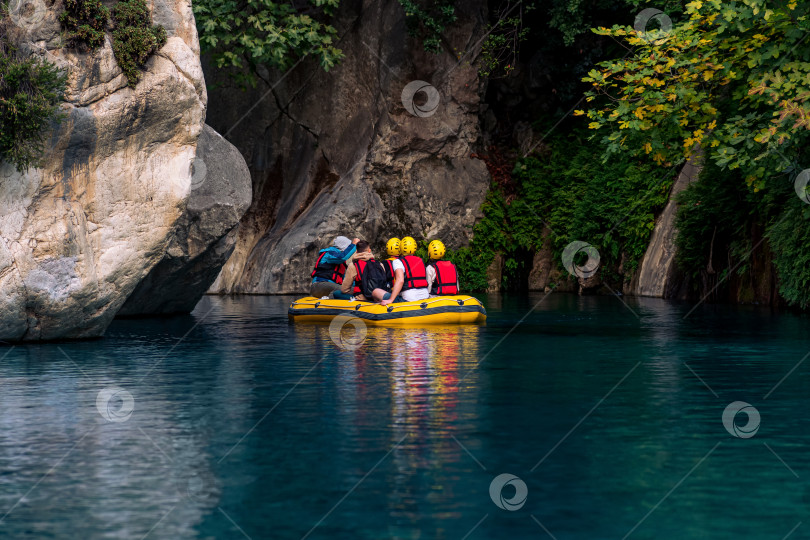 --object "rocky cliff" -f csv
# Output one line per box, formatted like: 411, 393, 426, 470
0, 0, 206, 340
631, 152, 703, 298
117, 125, 252, 316
205, 0, 491, 294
